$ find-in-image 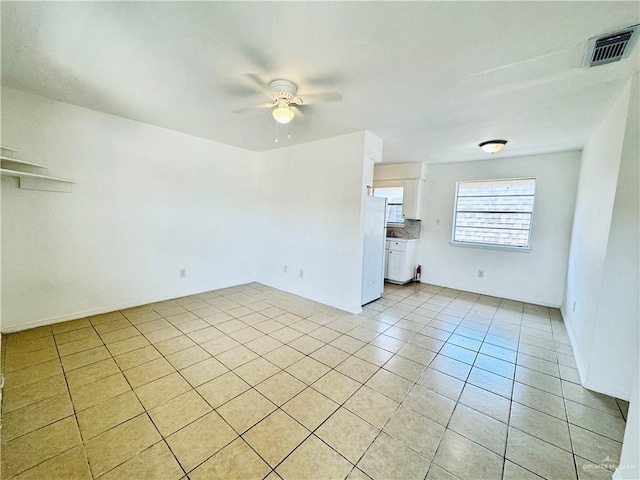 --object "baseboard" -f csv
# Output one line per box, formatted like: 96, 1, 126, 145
562, 312, 588, 385
1, 280, 253, 333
